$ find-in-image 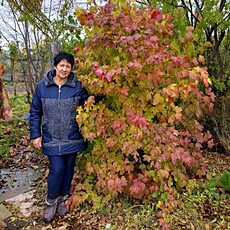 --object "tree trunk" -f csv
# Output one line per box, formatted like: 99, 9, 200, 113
49, 41, 61, 67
